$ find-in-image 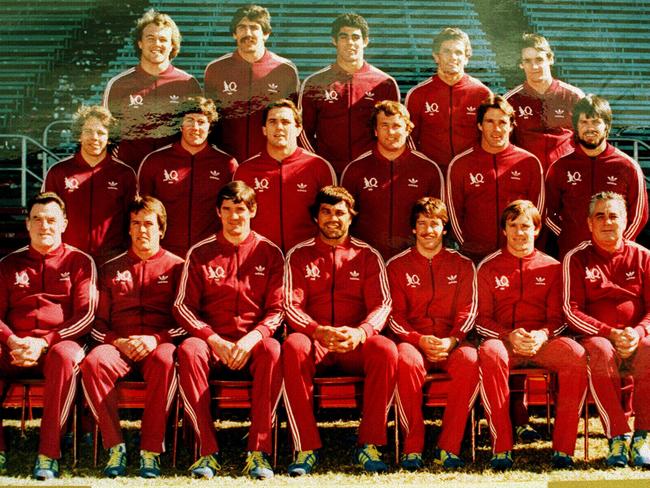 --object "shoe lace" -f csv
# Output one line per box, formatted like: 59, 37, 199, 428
611, 437, 628, 457
244, 451, 270, 473
494, 452, 511, 460
141, 451, 159, 470
36, 454, 57, 470
107, 447, 125, 467
294, 450, 315, 466
360, 444, 382, 462
0, 451, 6, 465
403, 453, 421, 461
190, 454, 220, 472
